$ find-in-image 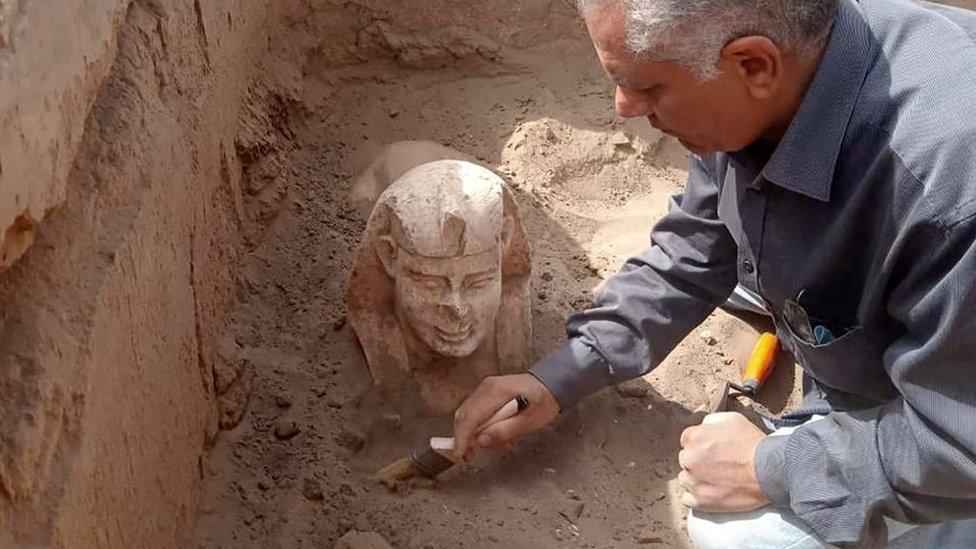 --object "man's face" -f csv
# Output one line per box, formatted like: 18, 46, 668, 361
392, 246, 502, 358
585, 7, 768, 155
